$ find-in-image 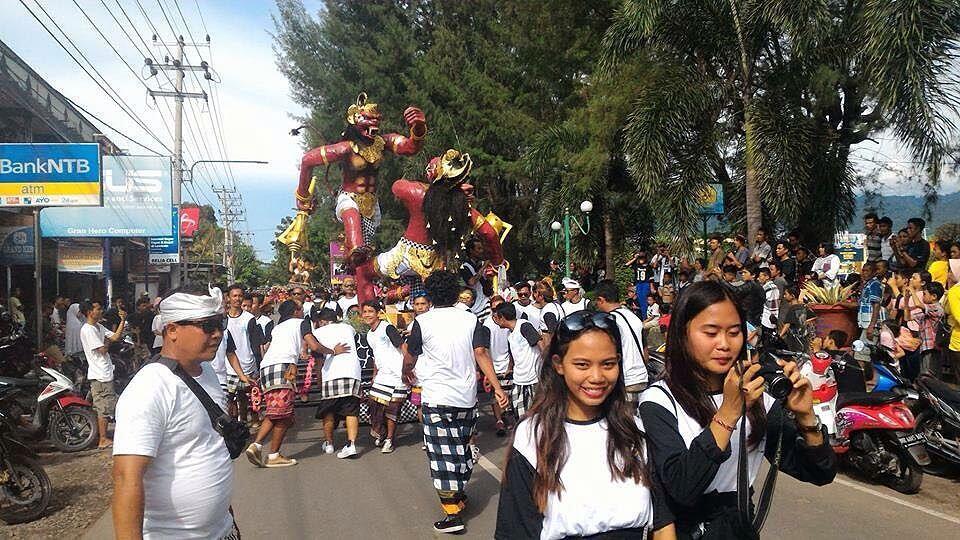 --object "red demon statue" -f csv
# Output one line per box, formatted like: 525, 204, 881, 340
295, 92, 427, 266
